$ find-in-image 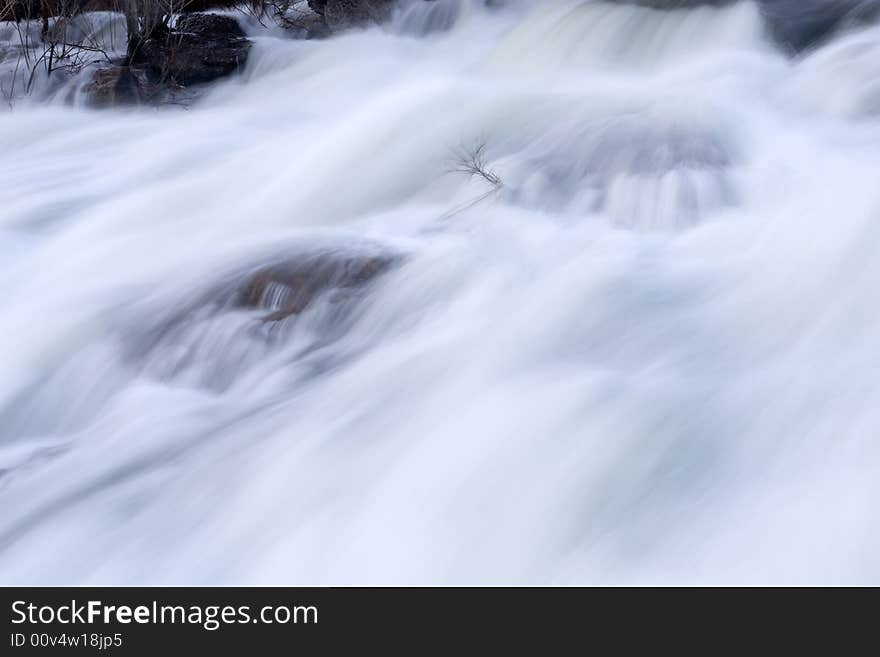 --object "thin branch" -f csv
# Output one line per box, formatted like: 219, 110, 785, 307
447, 138, 503, 187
